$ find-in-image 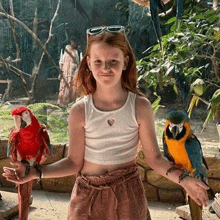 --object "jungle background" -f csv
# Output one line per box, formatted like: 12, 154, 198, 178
0, 0, 219, 145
